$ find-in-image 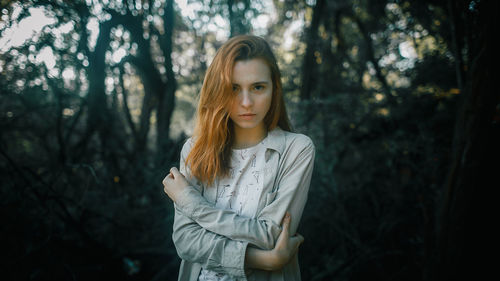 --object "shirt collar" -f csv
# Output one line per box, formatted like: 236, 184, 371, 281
262, 126, 286, 156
